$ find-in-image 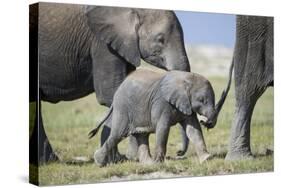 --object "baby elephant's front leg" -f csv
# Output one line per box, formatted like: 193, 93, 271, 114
184, 115, 211, 163
154, 123, 170, 162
